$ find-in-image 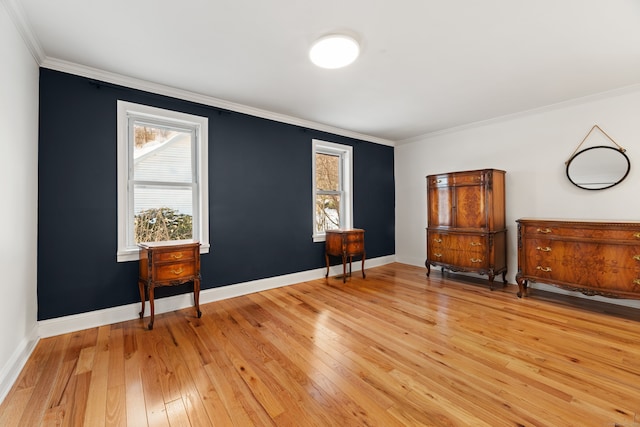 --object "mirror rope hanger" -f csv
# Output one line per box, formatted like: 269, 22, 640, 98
566, 124, 626, 165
